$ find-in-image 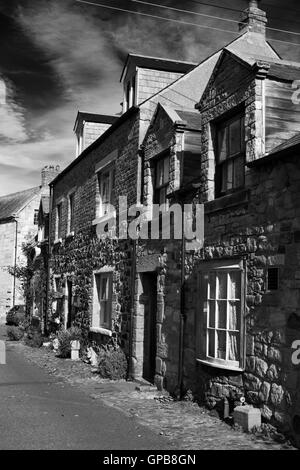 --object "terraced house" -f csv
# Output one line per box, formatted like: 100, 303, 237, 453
48, 0, 300, 446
